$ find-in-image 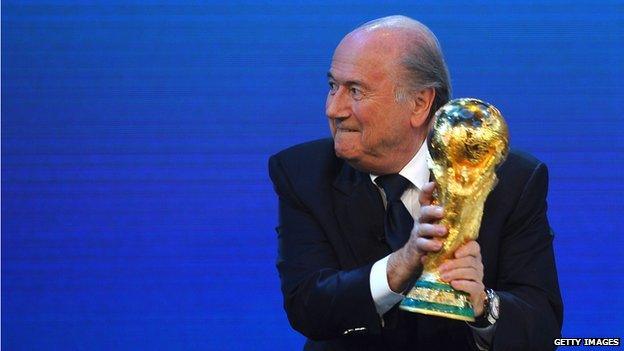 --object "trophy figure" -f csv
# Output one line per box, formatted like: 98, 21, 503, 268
399, 98, 509, 321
